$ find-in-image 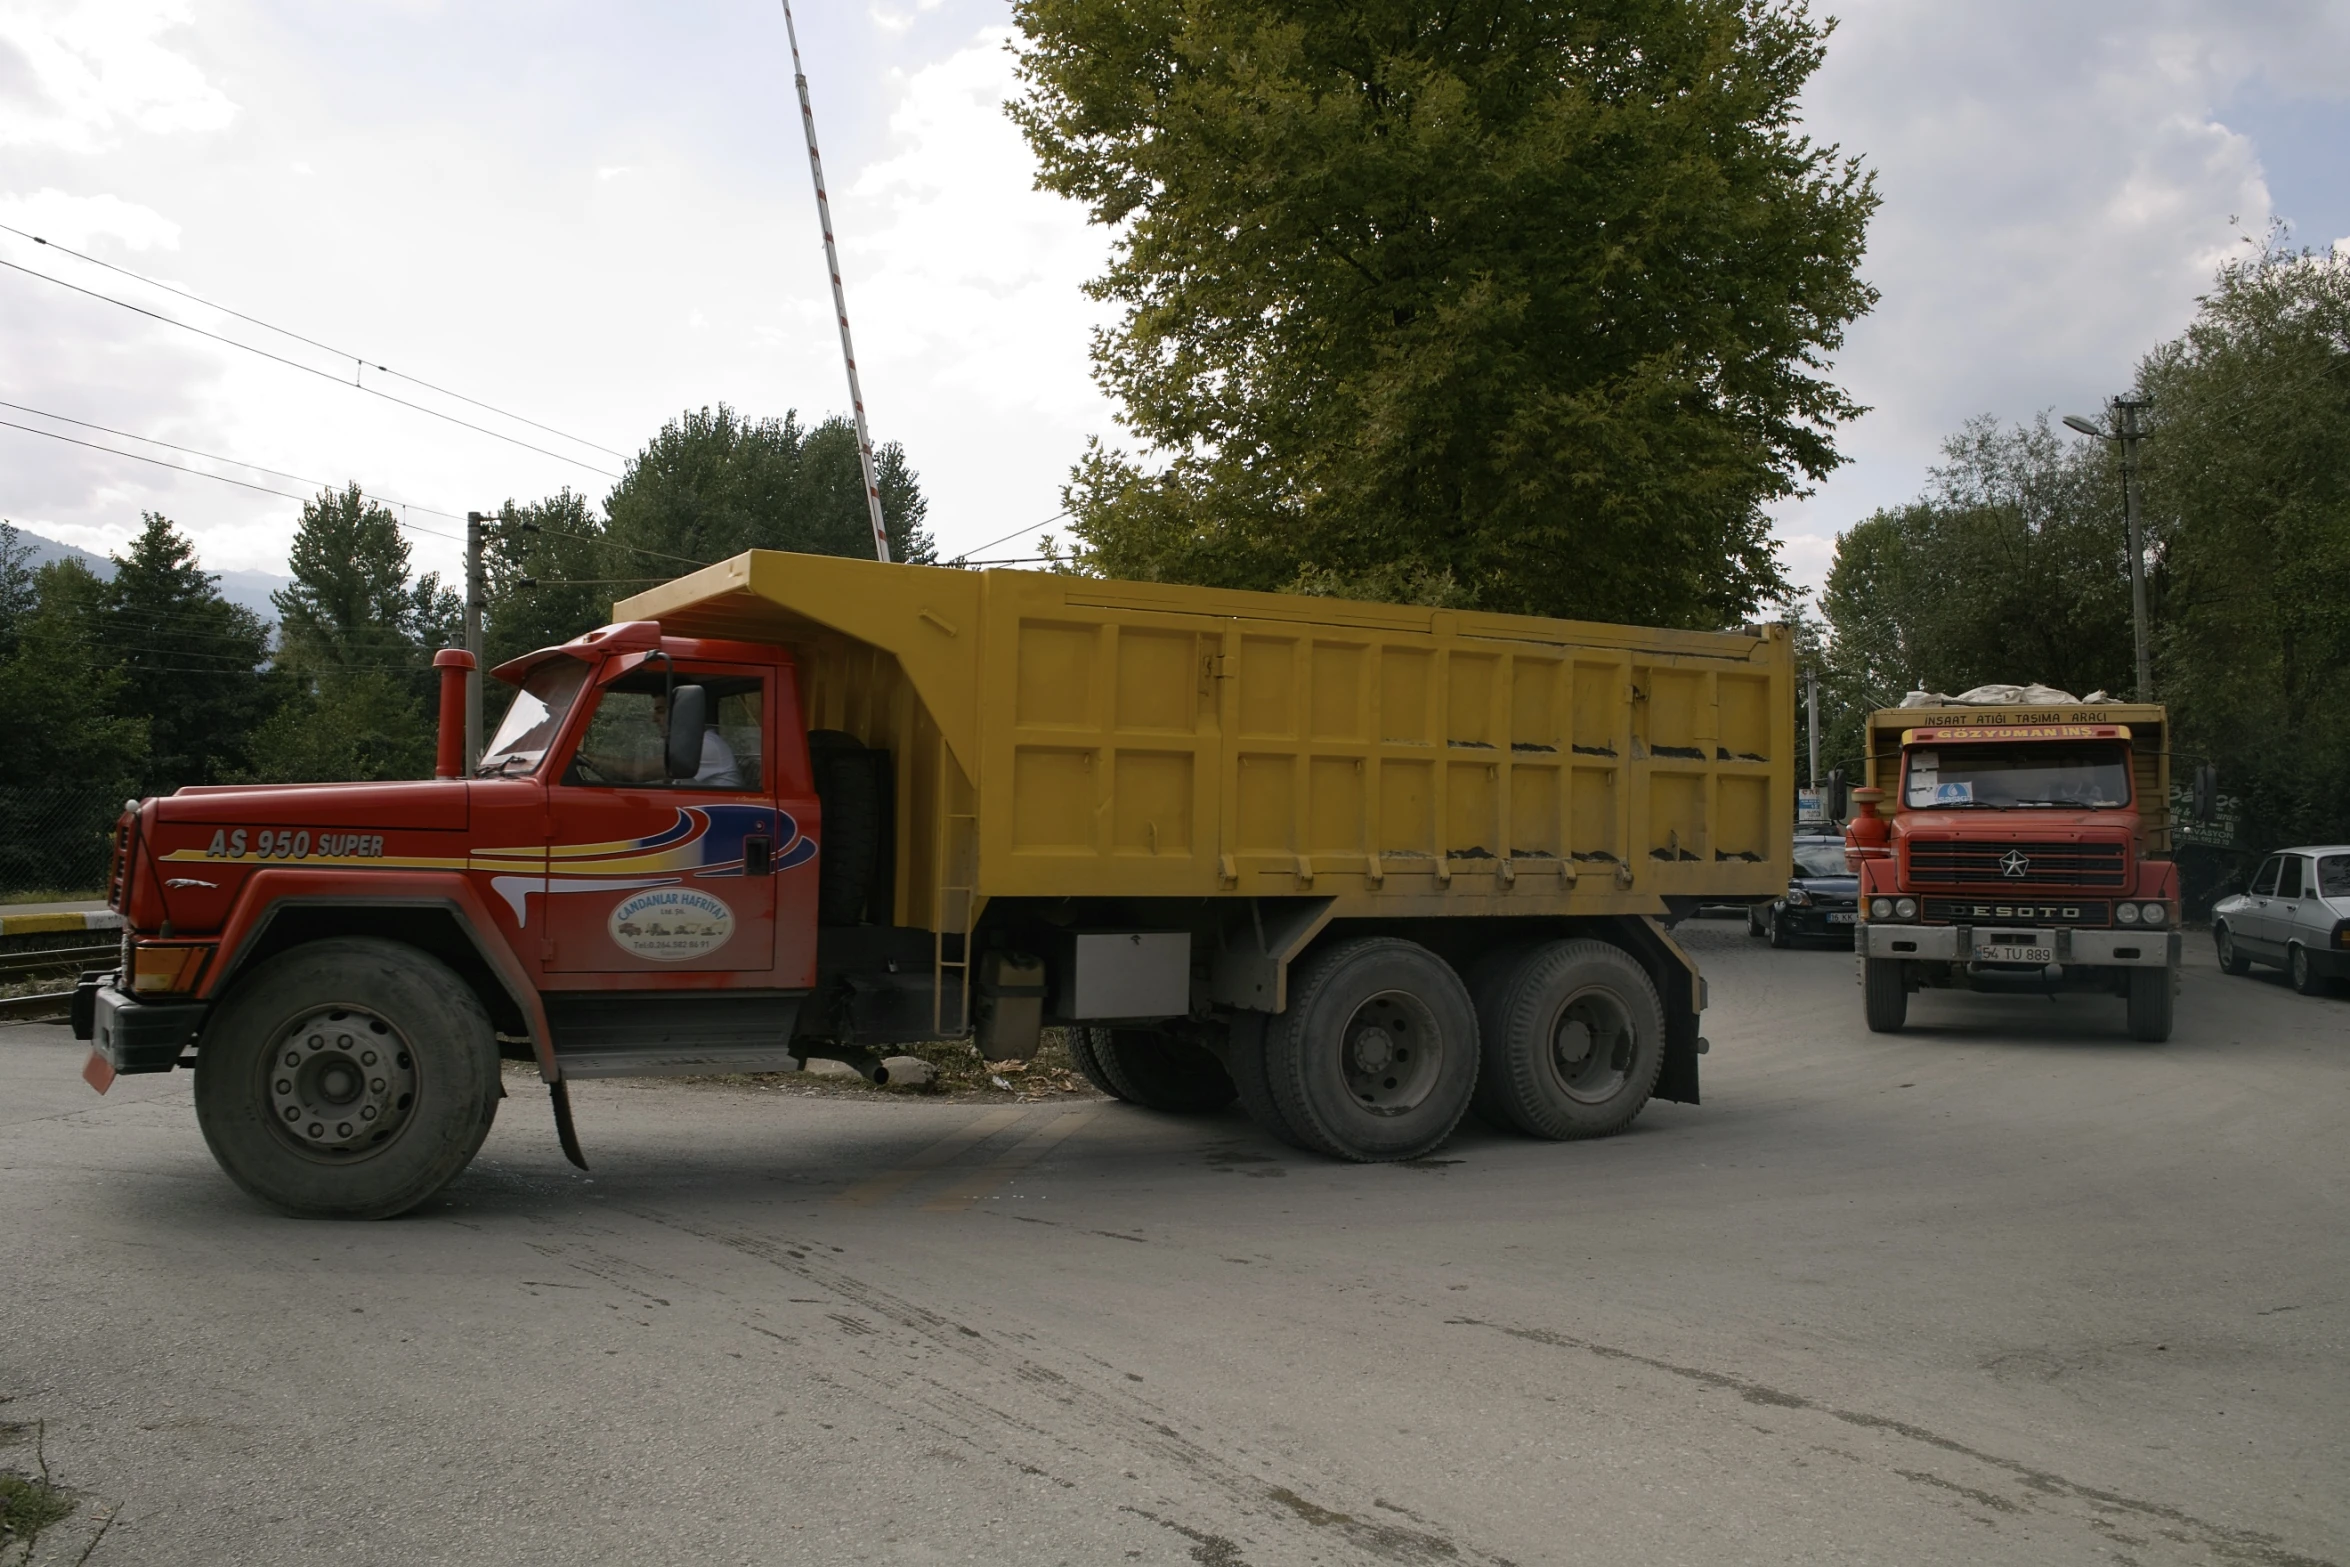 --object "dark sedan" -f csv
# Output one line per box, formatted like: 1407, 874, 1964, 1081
1748, 838, 1860, 948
